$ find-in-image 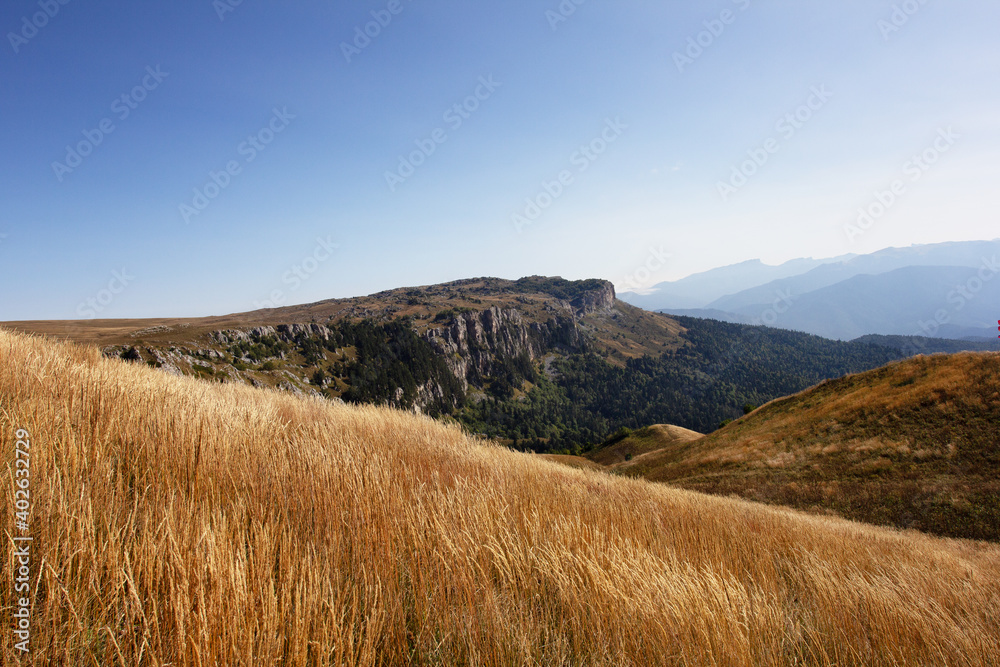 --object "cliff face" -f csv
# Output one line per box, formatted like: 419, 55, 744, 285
210, 323, 336, 346
419, 280, 616, 396
421, 307, 585, 391
105, 278, 620, 412
567, 281, 616, 317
